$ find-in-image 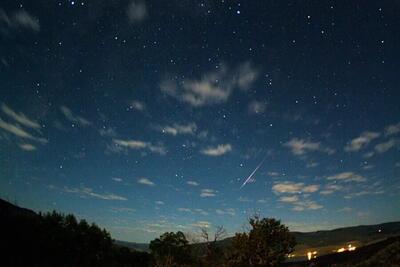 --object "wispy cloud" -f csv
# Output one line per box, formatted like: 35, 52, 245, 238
216, 208, 236, 216
385, 122, 400, 136
273, 186, 323, 211
130, 100, 146, 111
344, 131, 380, 152
161, 62, 259, 107
0, 9, 40, 32
306, 162, 319, 168
99, 127, 117, 137
1, 103, 40, 129
111, 177, 123, 182
60, 106, 91, 126
326, 172, 366, 182
61, 186, 127, 201
320, 184, 343, 195
375, 139, 398, 153
19, 143, 36, 151
248, 100, 266, 114
272, 182, 320, 194
178, 208, 192, 213
279, 195, 299, 203
292, 200, 323, 211
160, 123, 197, 136
201, 144, 232, 156
284, 138, 334, 156
200, 188, 216, 197
137, 177, 155, 186
187, 180, 199, 186
0, 117, 47, 144
238, 196, 252, 202
112, 139, 166, 155
191, 221, 211, 228
127, 0, 147, 24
